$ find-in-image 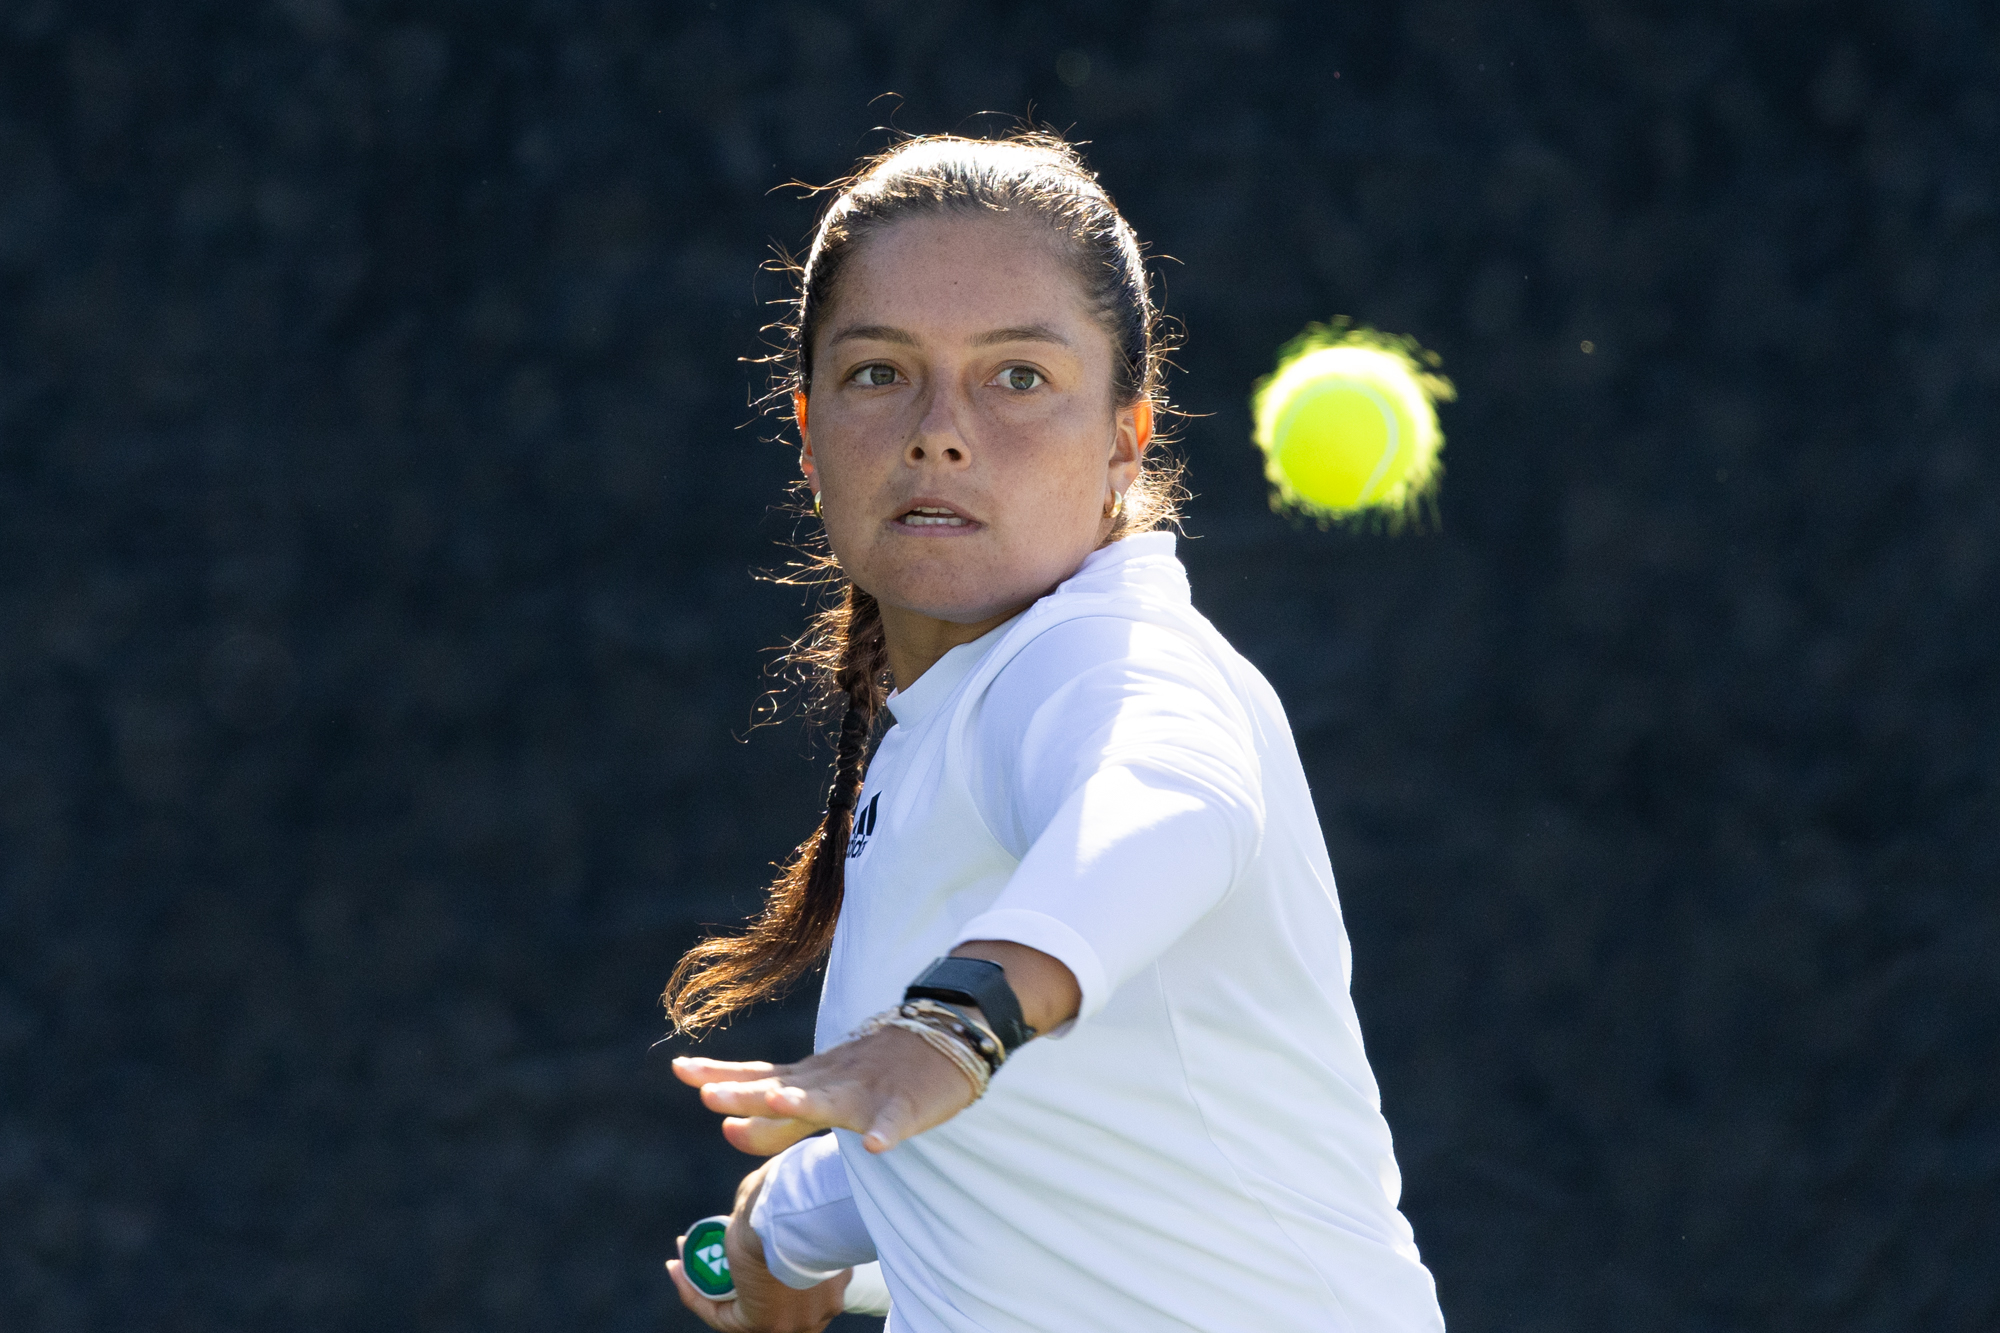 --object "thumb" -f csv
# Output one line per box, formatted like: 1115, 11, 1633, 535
862, 1098, 916, 1154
